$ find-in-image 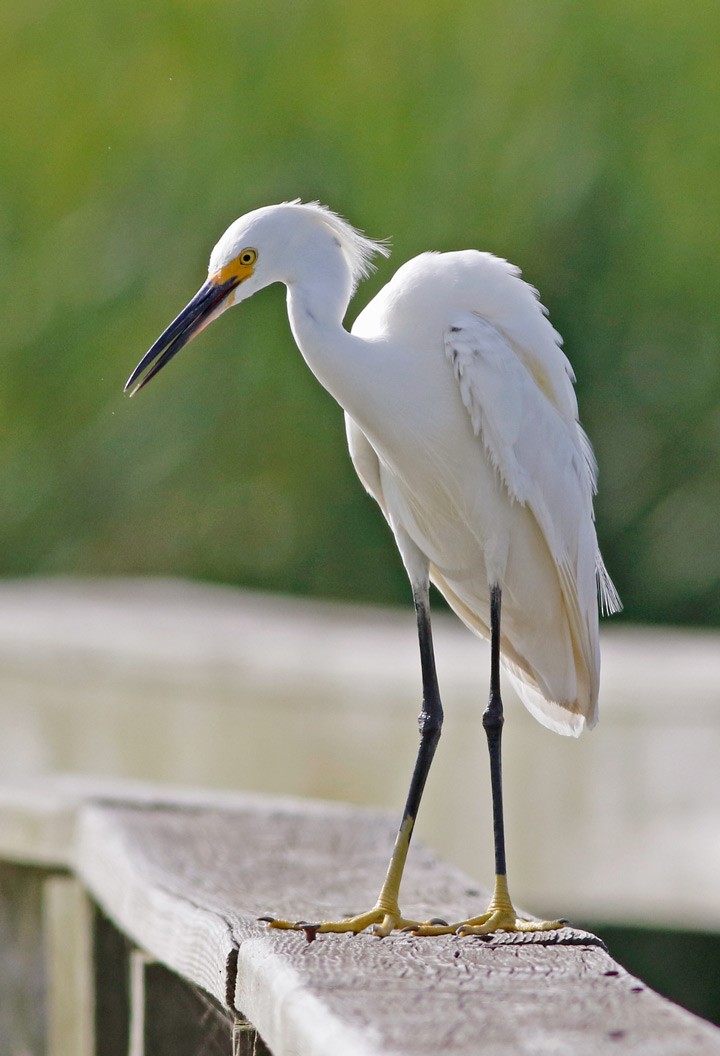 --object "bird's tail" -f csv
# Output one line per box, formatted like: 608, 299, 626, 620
503, 664, 591, 737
